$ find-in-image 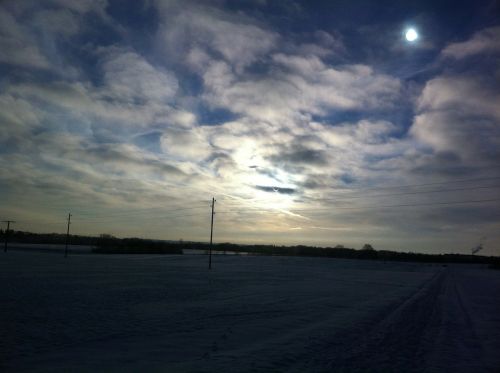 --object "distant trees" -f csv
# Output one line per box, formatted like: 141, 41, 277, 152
1, 230, 95, 245
99, 234, 116, 240
3, 230, 500, 265
93, 235, 182, 254
359, 244, 377, 259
